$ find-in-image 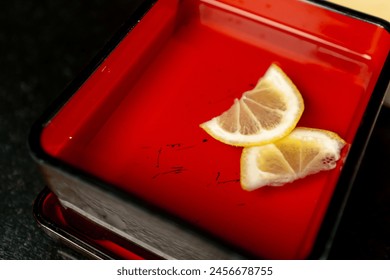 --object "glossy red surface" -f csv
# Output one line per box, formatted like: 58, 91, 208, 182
40, 0, 390, 259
